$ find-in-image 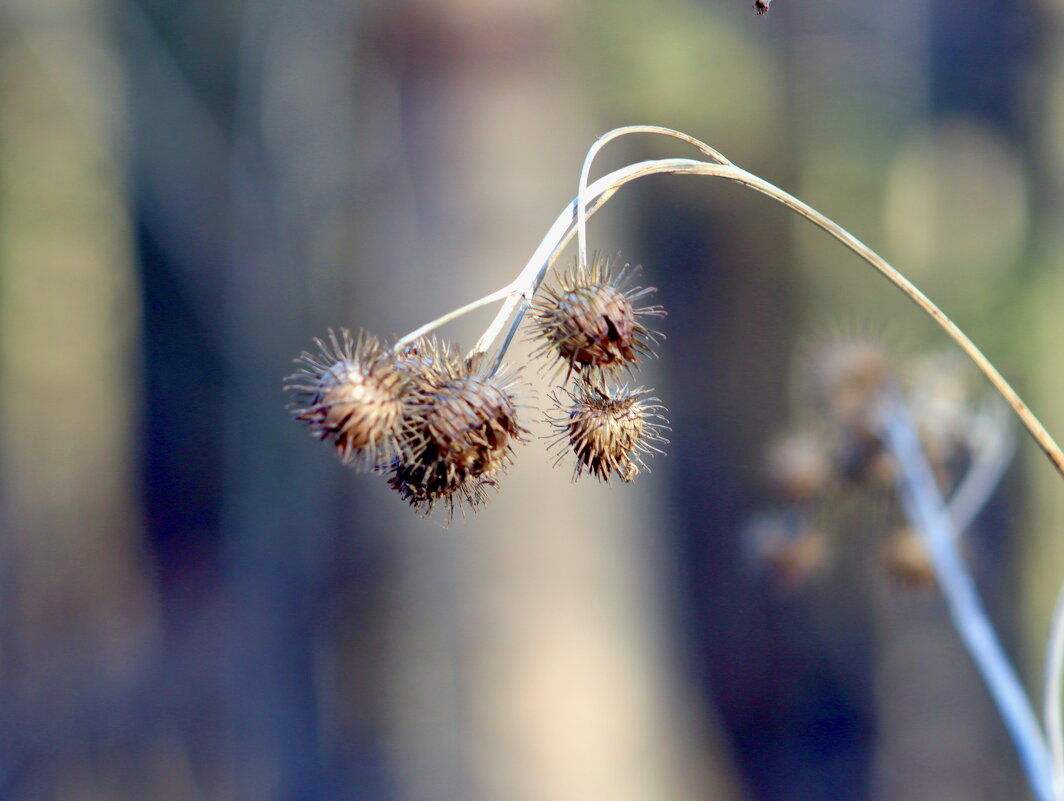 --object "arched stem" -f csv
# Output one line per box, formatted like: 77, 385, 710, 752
397, 151, 1064, 478
576, 125, 732, 274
